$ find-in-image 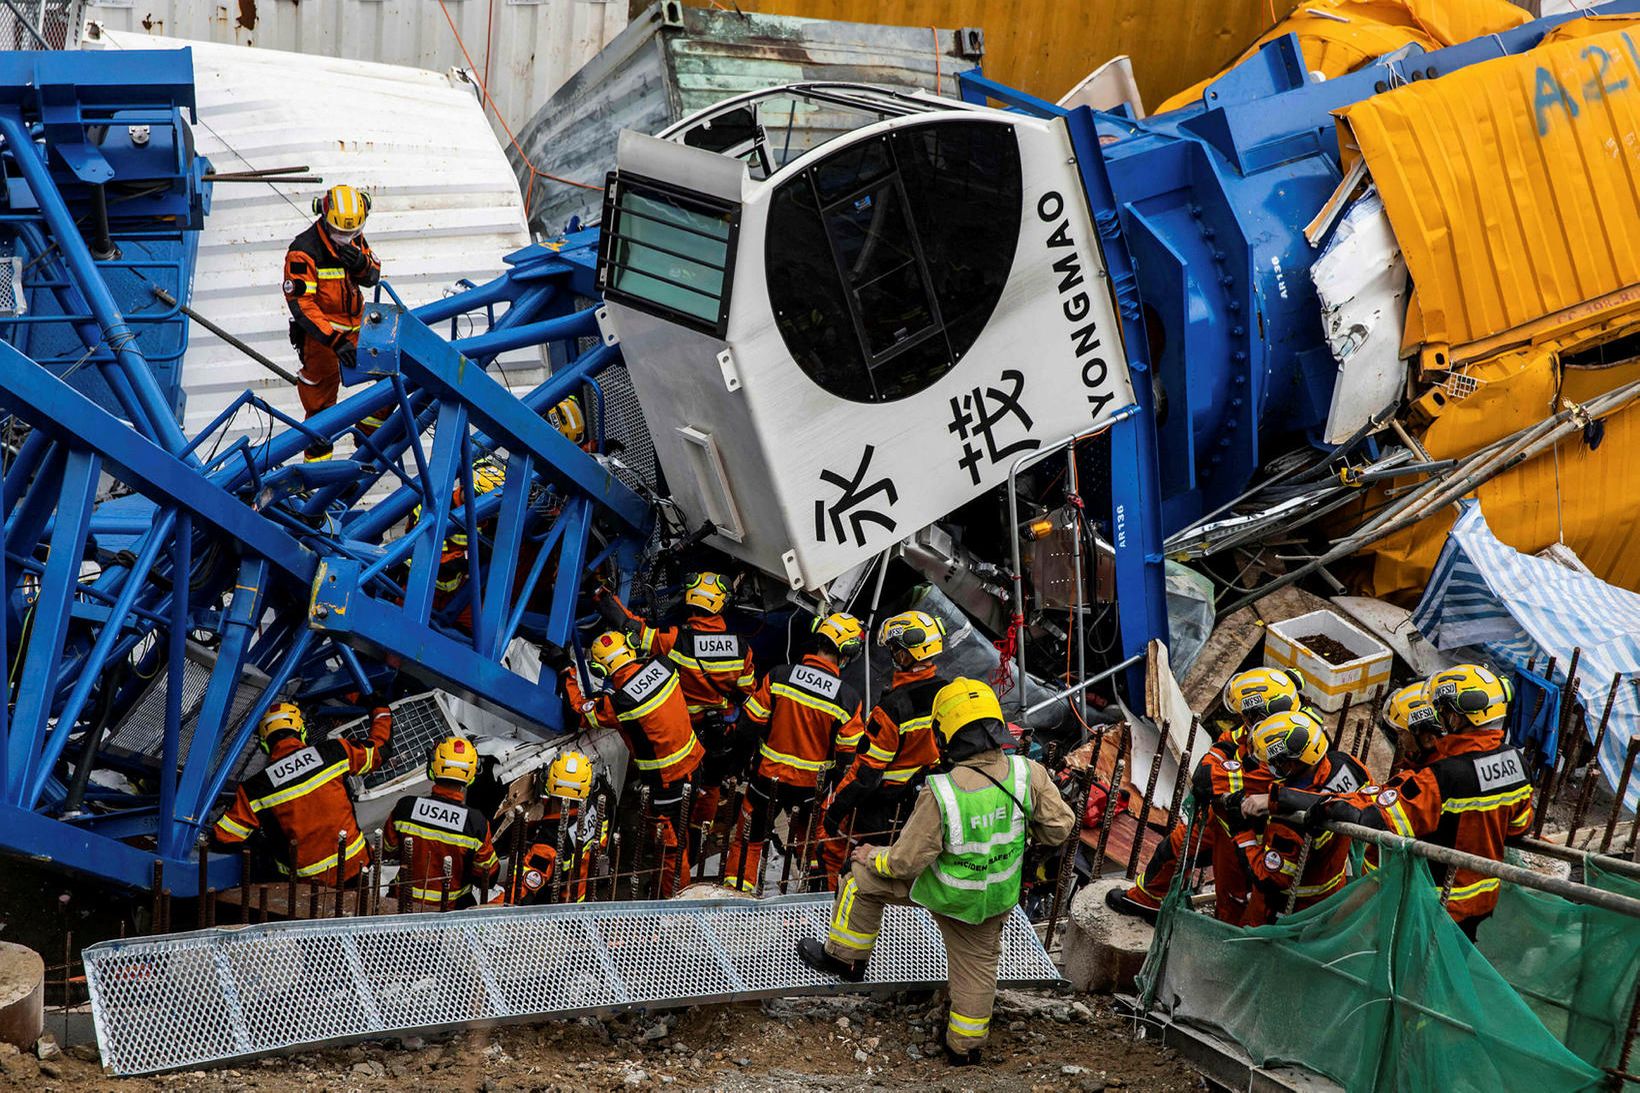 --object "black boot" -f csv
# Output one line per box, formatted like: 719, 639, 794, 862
1105, 885, 1160, 926
942, 1038, 981, 1067
796, 938, 866, 983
